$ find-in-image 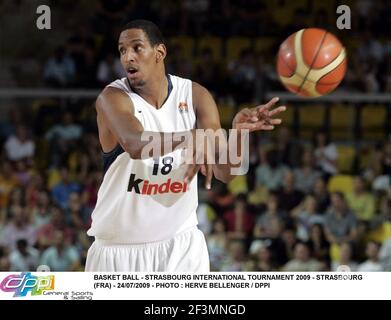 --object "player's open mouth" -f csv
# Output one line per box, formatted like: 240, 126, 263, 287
127, 67, 139, 77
